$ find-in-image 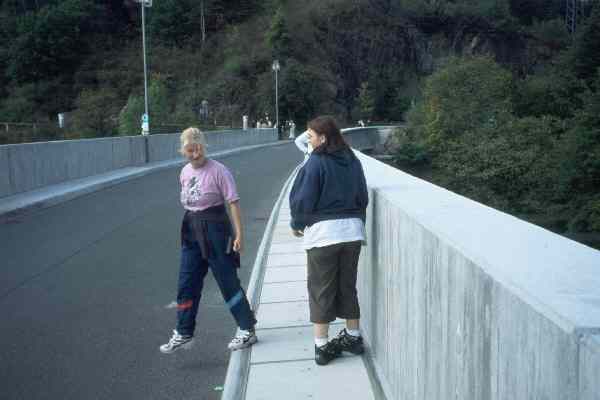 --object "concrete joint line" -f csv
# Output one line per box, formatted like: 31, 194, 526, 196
254, 324, 314, 331
259, 299, 308, 305
265, 264, 306, 268
250, 358, 315, 366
